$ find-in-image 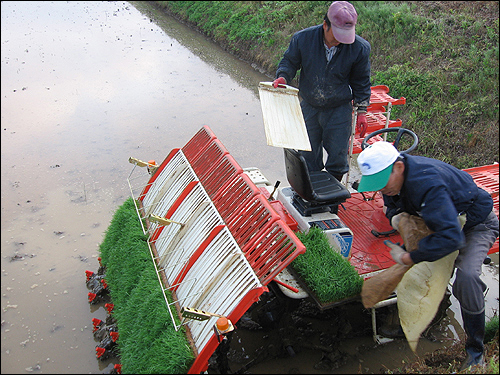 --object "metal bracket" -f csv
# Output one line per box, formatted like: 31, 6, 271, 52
181, 307, 235, 336
149, 214, 185, 229
371, 296, 398, 345
128, 157, 158, 175
181, 306, 224, 321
